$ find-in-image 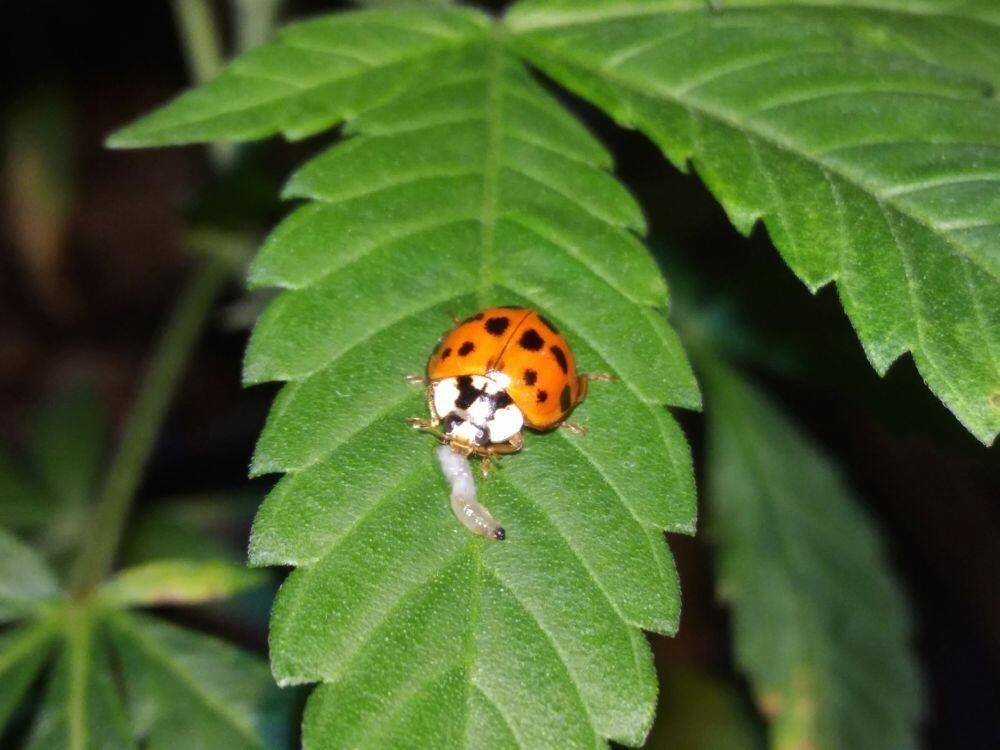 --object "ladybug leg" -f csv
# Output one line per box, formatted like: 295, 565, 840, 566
476, 432, 524, 478
405, 417, 443, 438
403, 374, 426, 385
560, 421, 589, 436
444, 310, 462, 326
578, 372, 615, 401
408, 385, 443, 433
423, 386, 440, 426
